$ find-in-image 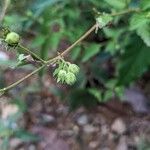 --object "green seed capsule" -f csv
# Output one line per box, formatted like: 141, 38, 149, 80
68, 64, 79, 74
65, 72, 76, 85
58, 70, 67, 78
57, 70, 67, 83
5, 32, 20, 46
